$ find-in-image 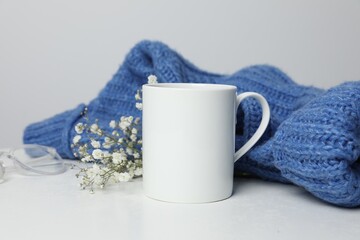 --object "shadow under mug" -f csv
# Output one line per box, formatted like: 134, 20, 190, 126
142, 83, 270, 203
